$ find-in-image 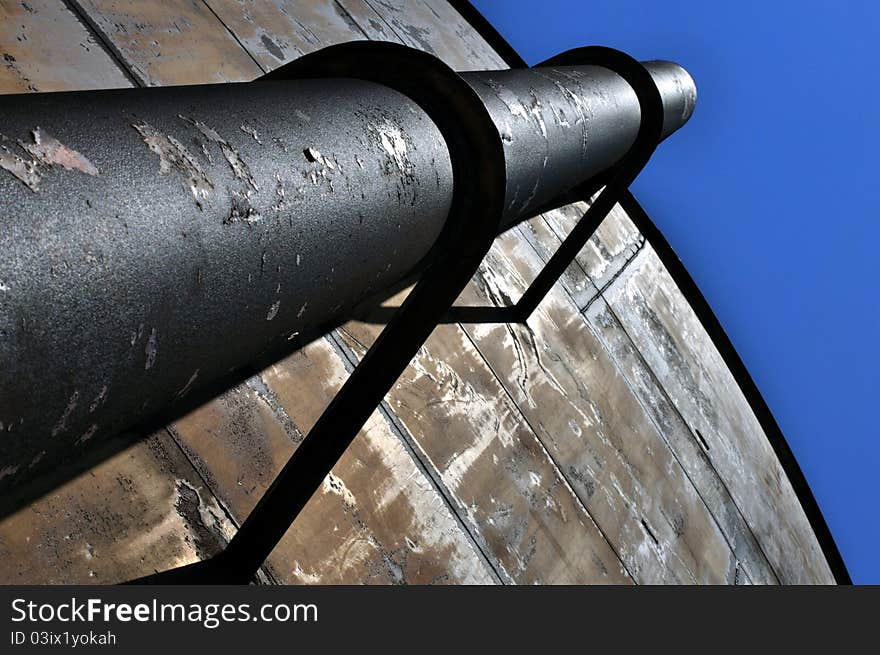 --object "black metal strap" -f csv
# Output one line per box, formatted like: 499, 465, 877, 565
129, 42, 506, 584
